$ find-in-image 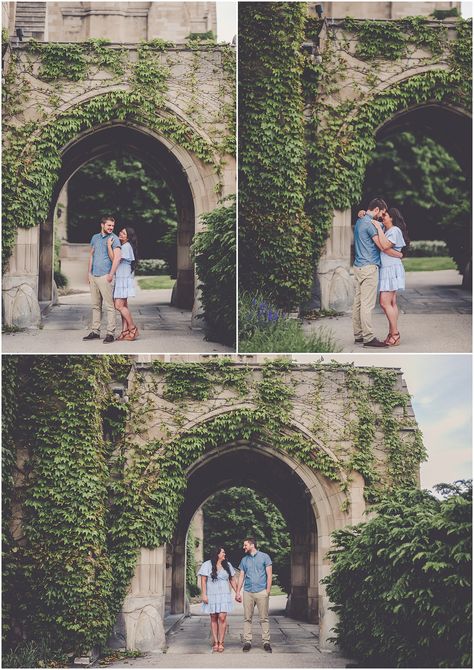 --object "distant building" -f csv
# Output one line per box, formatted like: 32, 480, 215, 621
308, 1, 461, 19
3, 1, 217, 43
